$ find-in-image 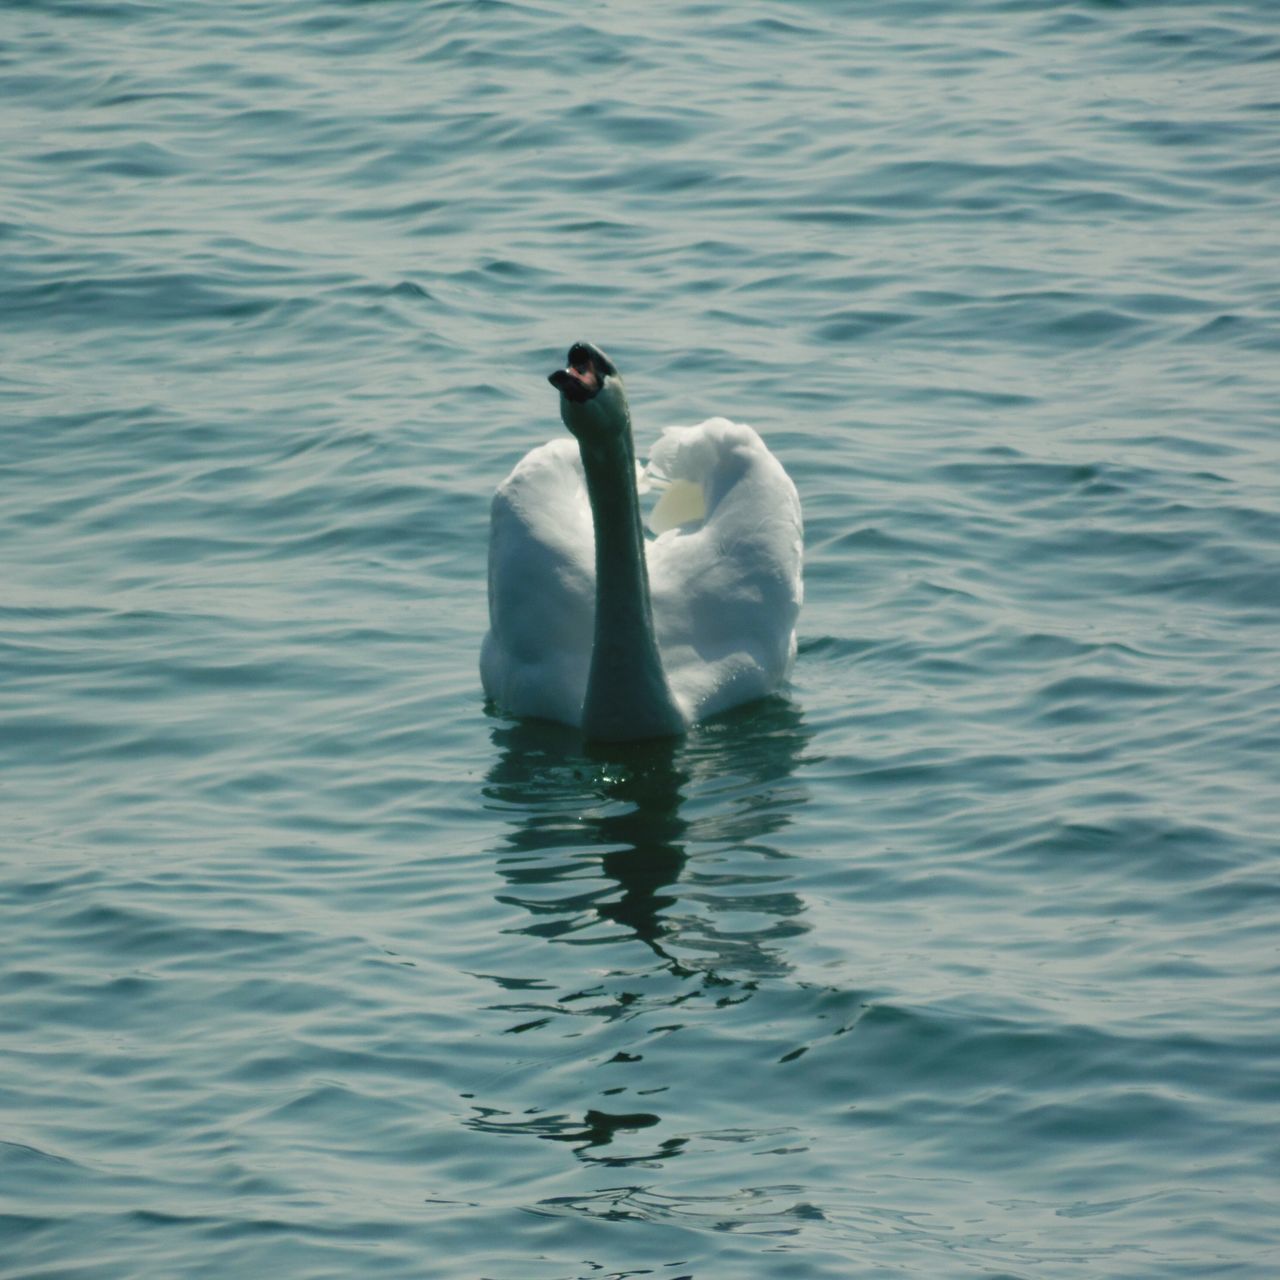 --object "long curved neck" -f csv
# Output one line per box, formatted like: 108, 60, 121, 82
577, 420, 684, 741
